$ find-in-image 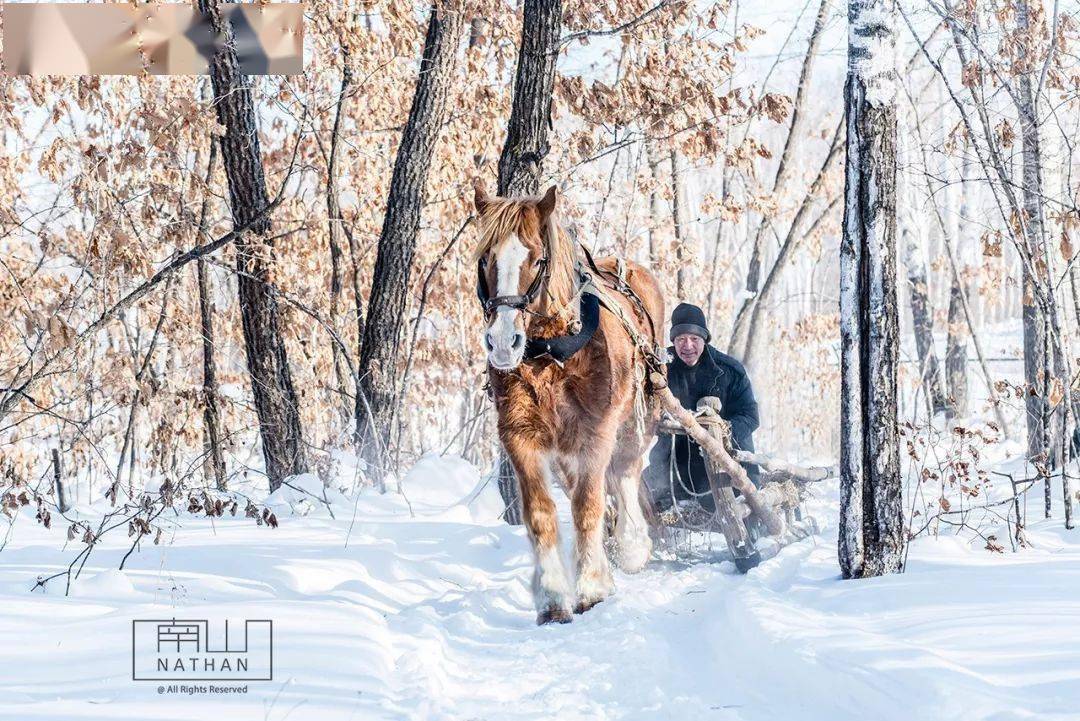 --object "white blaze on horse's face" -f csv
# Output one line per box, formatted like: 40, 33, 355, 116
484, 233, 529, 370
